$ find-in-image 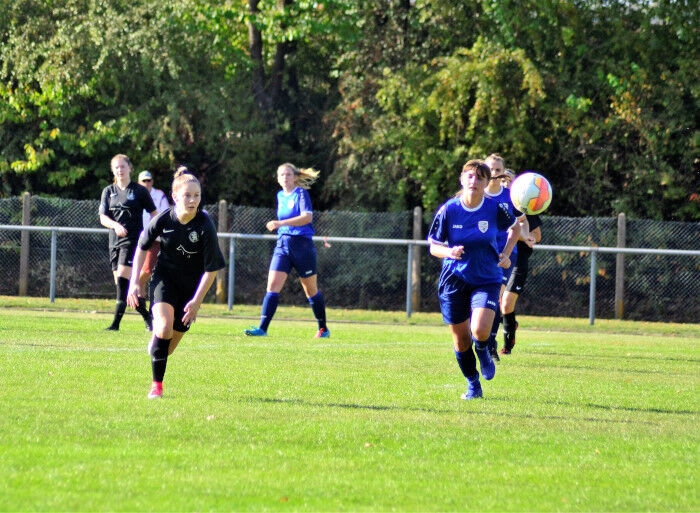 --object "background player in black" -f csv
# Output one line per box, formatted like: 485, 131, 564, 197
500, 213, 543, 354
127, 169, 225, 399
99, 154, 156, 331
